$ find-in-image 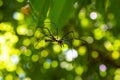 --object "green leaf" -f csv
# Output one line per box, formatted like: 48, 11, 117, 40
49, 0, 75, 28
96, 0, 106, 14
29, 0, 50, 25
